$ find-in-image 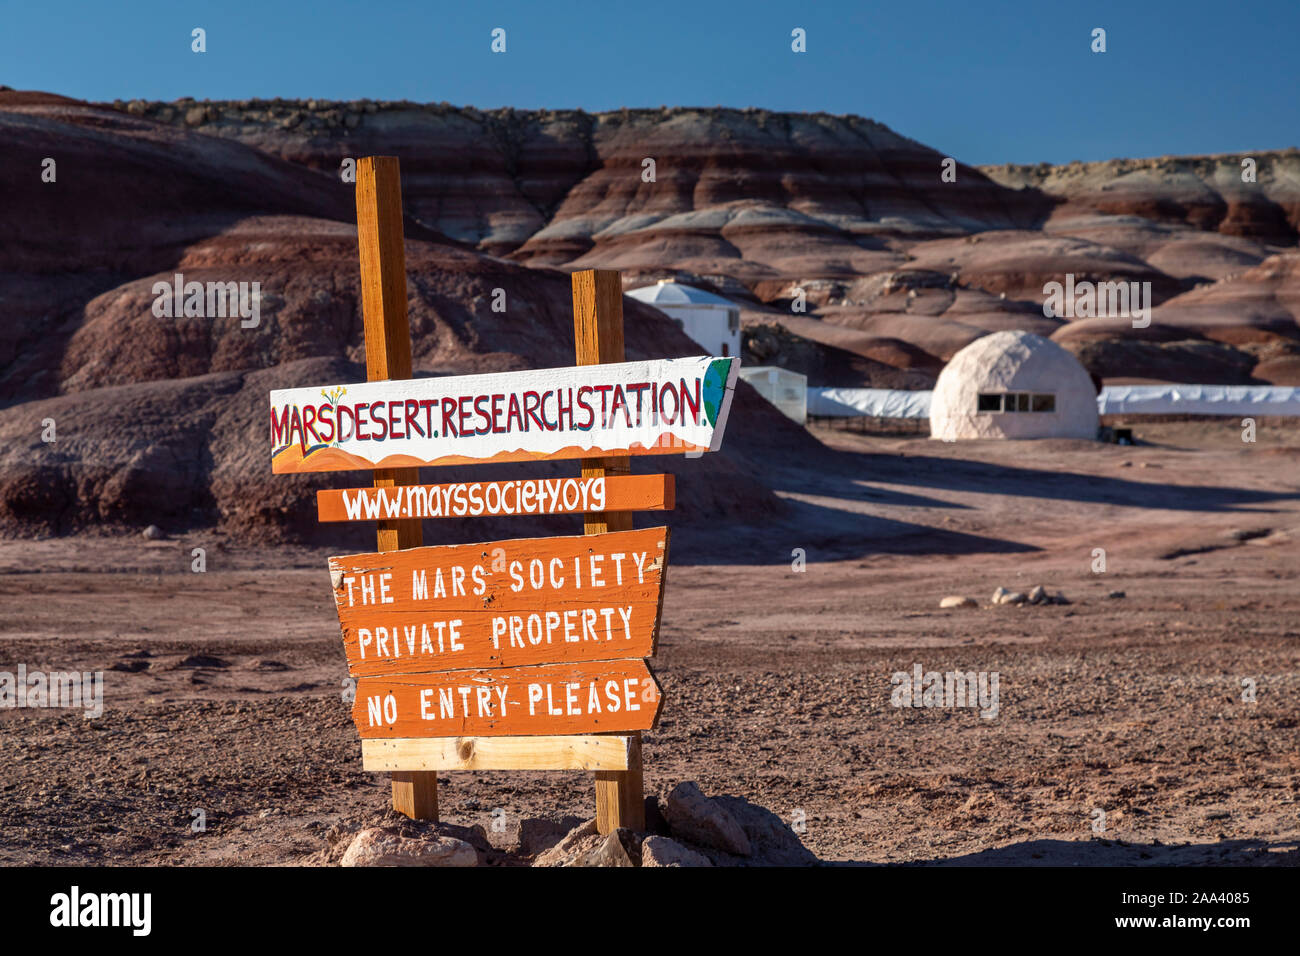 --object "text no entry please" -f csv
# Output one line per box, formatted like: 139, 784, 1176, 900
354, 661, 662, 737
